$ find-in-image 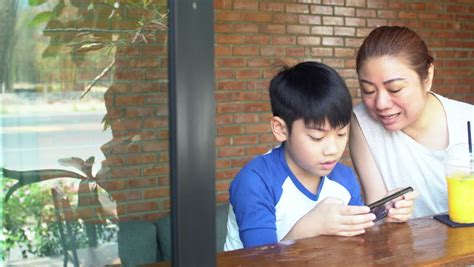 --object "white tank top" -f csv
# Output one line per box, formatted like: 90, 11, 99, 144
354, 93, 473, 218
